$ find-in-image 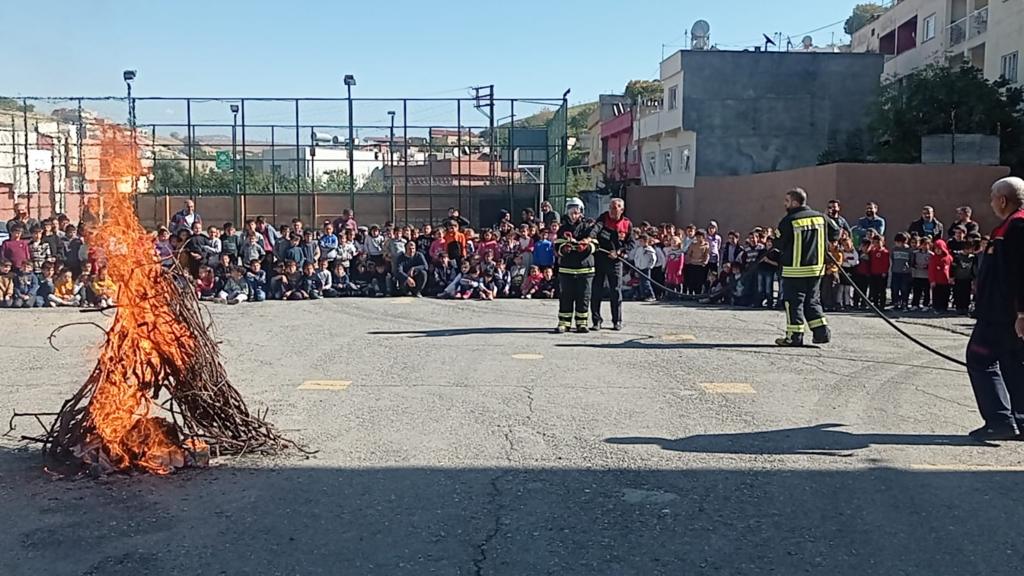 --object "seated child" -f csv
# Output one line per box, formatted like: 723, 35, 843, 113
216, 266, 252, 305
246, 259, 268, 302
